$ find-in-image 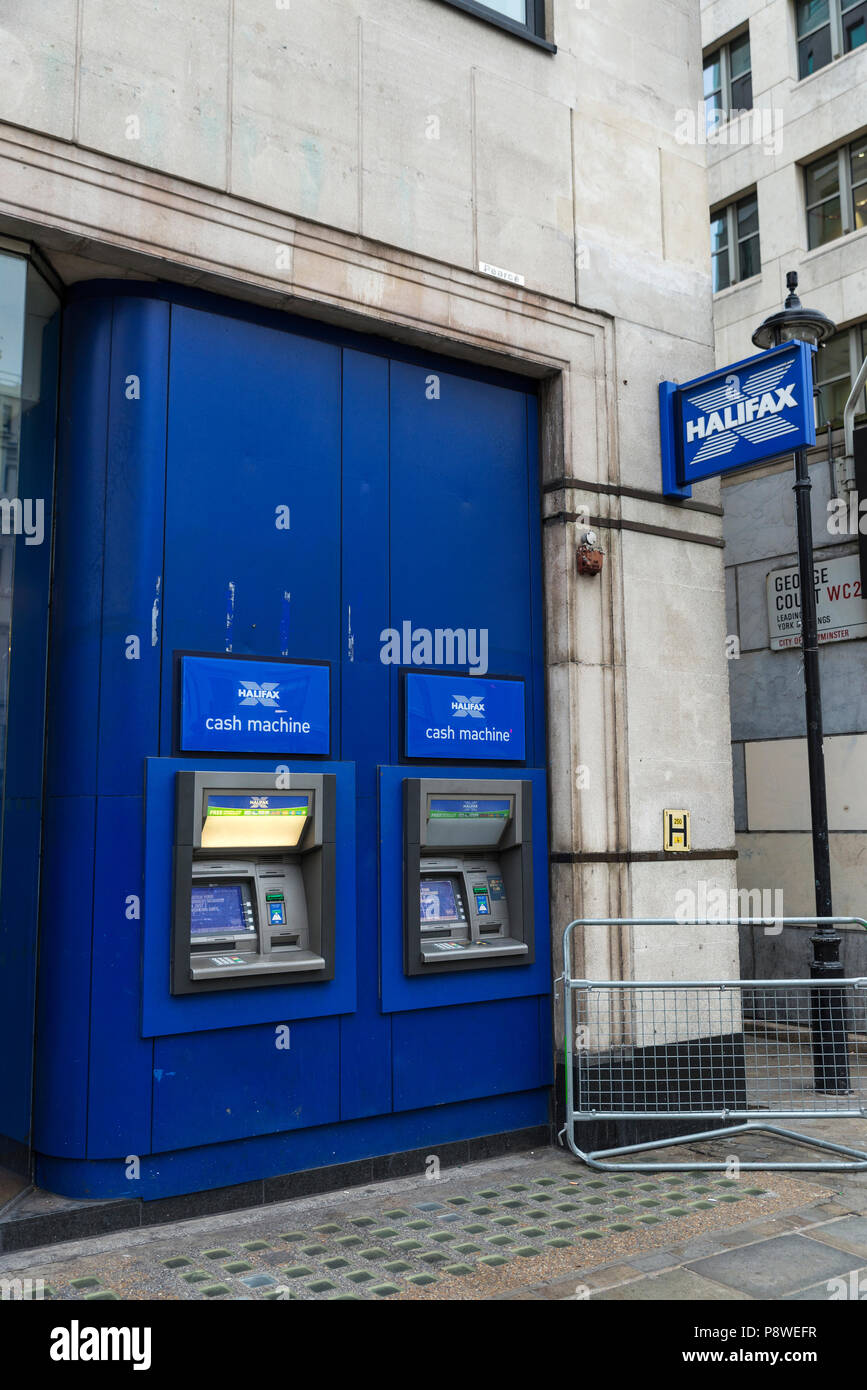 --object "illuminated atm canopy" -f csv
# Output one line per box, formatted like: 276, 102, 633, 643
200, 792, 311, 851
